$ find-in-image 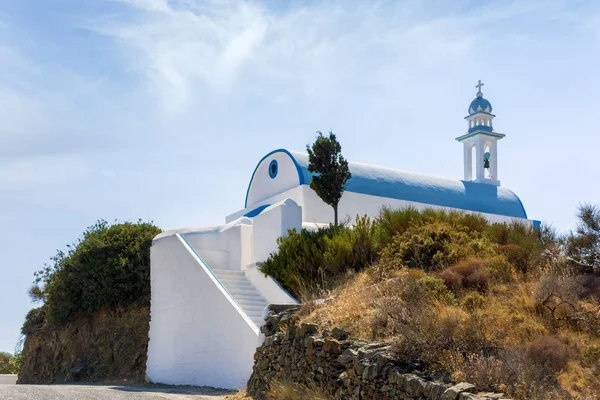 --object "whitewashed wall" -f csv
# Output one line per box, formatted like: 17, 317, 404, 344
147, 234, 258, 389
252, 199, 302, 263
313, 187, 533, 226
231, 185, 534, 229
158, 219, 254, 271
0, 375, 17, 385
226, 186, 305, 223
246, 152, 302, 208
